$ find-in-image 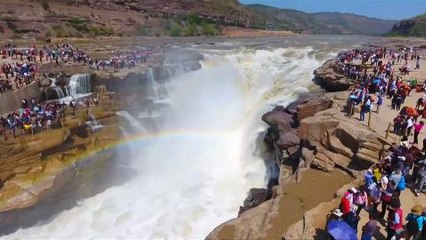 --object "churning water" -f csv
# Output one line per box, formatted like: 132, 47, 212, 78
6, 37, 361, 239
